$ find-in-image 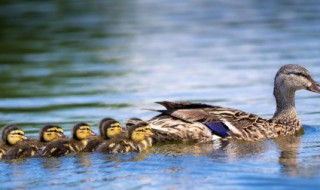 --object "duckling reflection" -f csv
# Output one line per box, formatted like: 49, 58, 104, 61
83, 118, 124, 152
0, 125, 28, 159
74, 153, 92, 171
41, 123, 96, 157
4, 125, 65, 159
